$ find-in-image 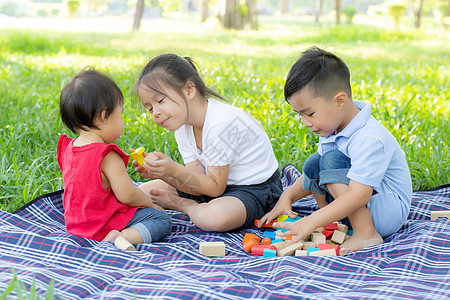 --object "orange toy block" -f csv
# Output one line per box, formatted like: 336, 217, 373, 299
243, 233, 260, 253
260, 237, 272, 245
253, 219, 275, 228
